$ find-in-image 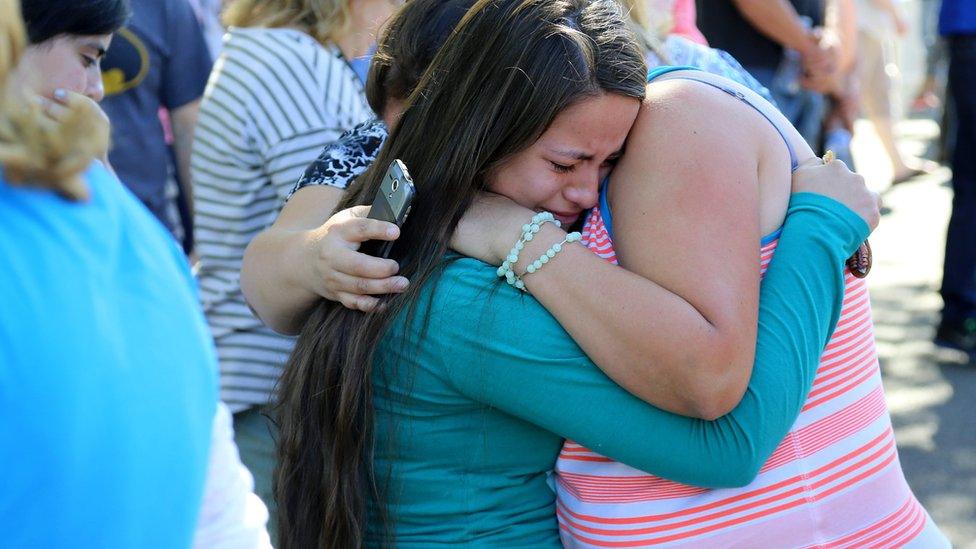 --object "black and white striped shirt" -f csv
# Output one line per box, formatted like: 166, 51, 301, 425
192, 27, 372, 412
